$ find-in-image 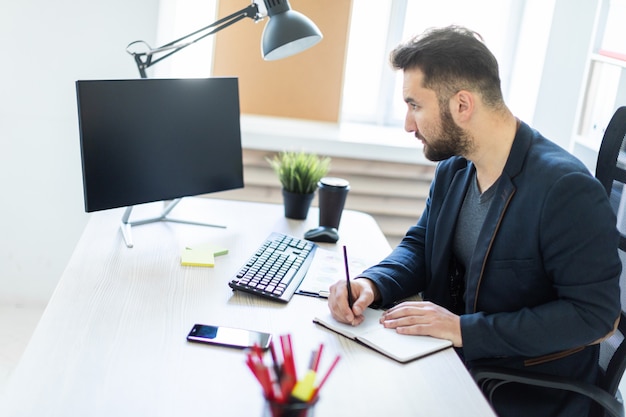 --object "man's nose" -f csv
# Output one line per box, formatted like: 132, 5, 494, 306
405, 112, 417, 133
